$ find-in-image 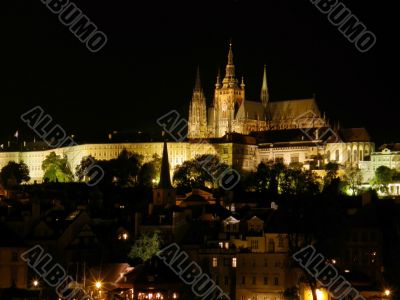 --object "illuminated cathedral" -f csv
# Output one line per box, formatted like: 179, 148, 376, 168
0, 44, 375, 185
188, 43, 327, 139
